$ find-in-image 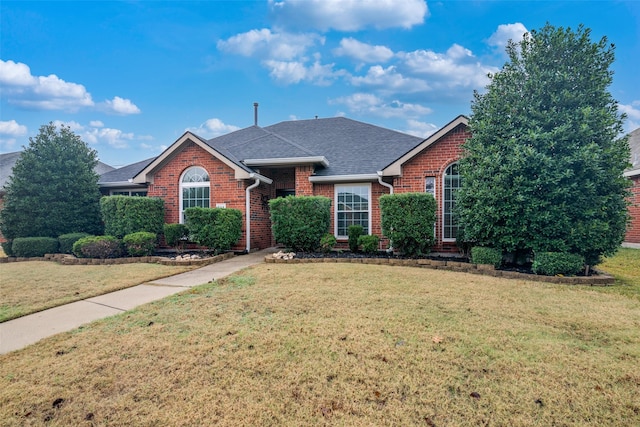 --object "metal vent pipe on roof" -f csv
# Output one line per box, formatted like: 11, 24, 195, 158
253, 102, 259, 126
